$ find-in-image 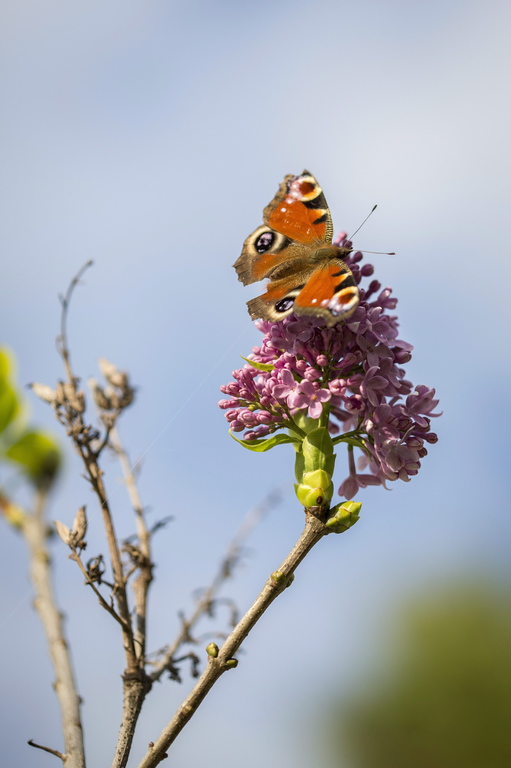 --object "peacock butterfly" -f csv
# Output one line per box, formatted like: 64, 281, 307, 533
233, 170, 359, 327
